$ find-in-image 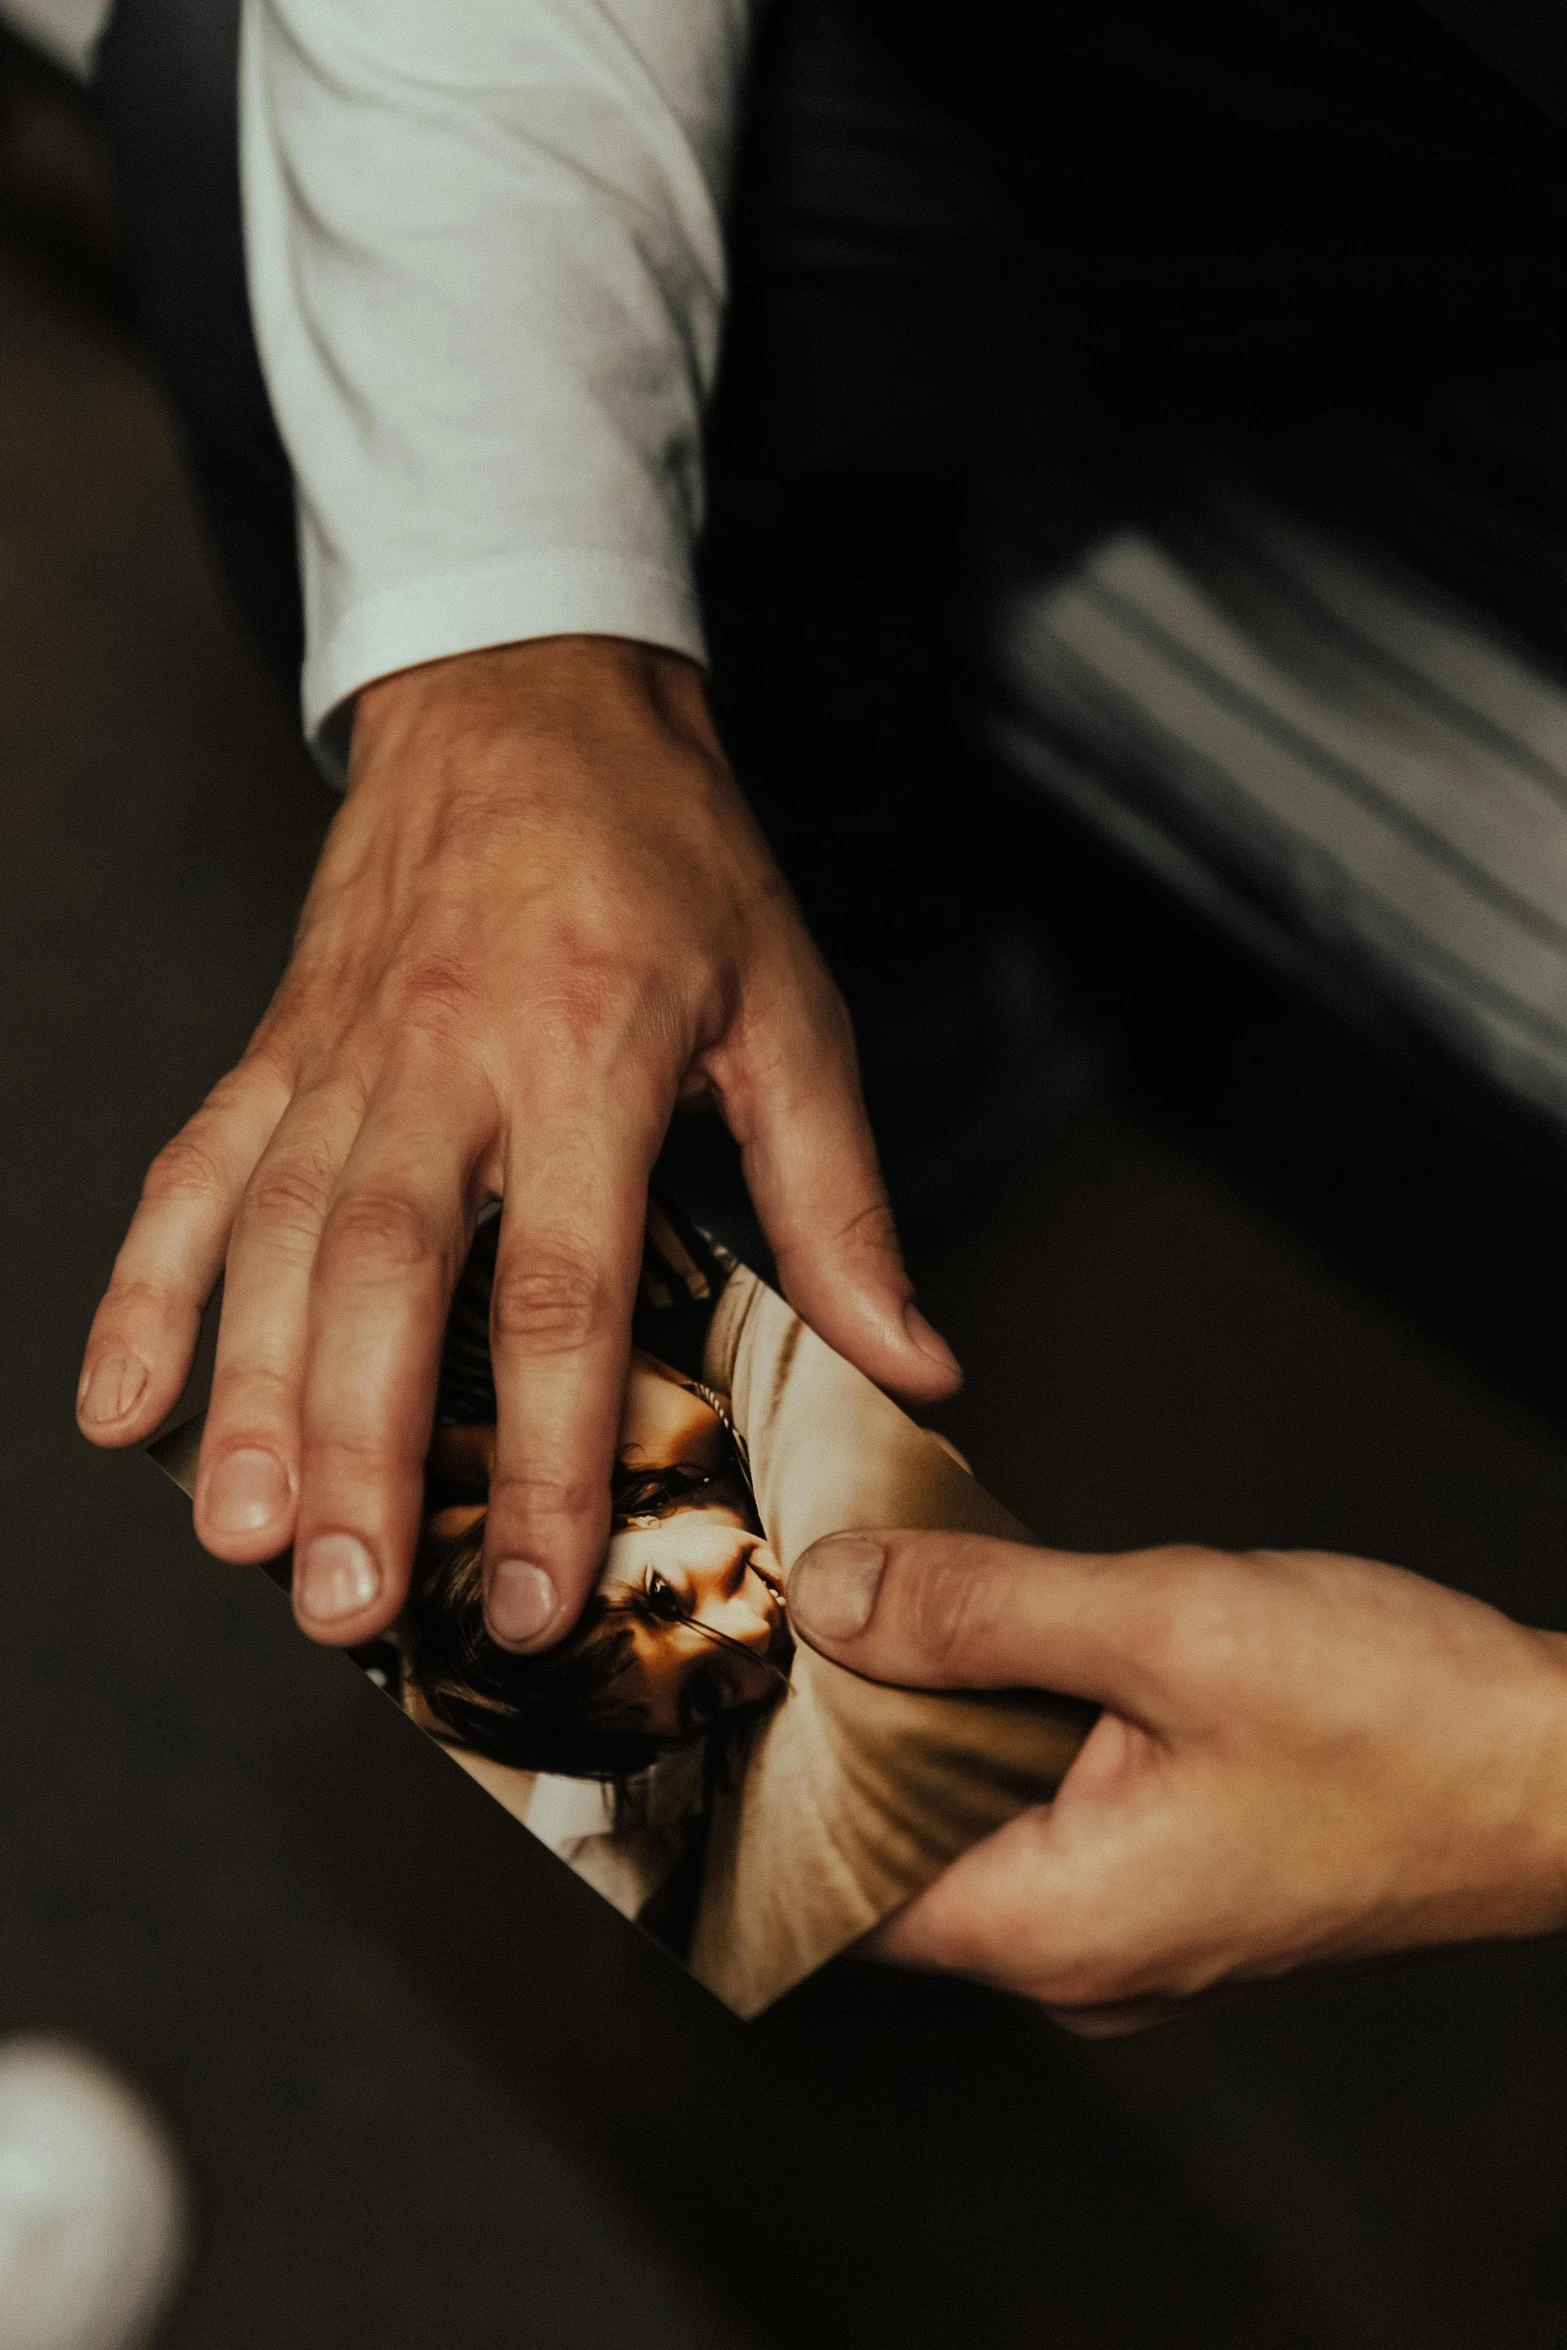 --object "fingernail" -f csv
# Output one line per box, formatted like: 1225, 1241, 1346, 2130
204, 1447, 291, 1537
488, 1559, 558, 1647
295, 1533, 381, 1625
77, 1353, 148, 1427
789, 1533, 886, 1643
904, 1304, 962, 1383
